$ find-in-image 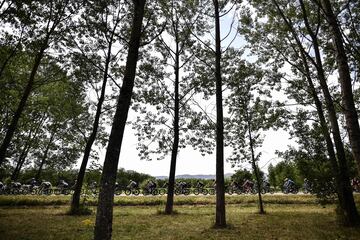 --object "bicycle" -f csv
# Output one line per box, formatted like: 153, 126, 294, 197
124, 187, 140, 196
193, 187, 208, 195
